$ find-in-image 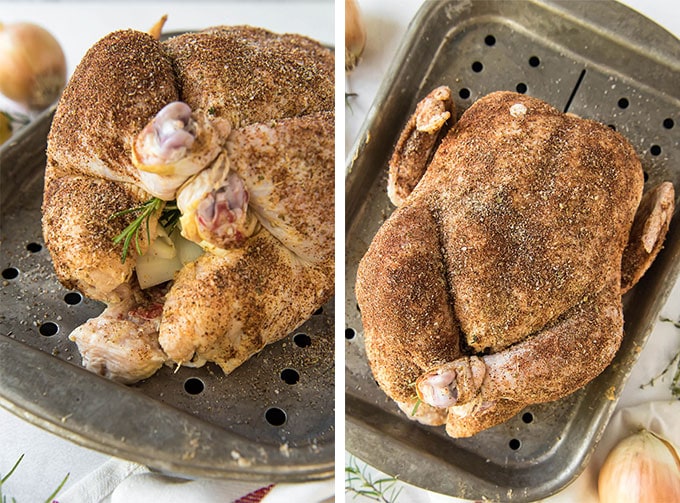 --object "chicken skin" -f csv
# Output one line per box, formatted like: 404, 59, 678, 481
355, 89, 674, 437
42, 26, 334, 383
